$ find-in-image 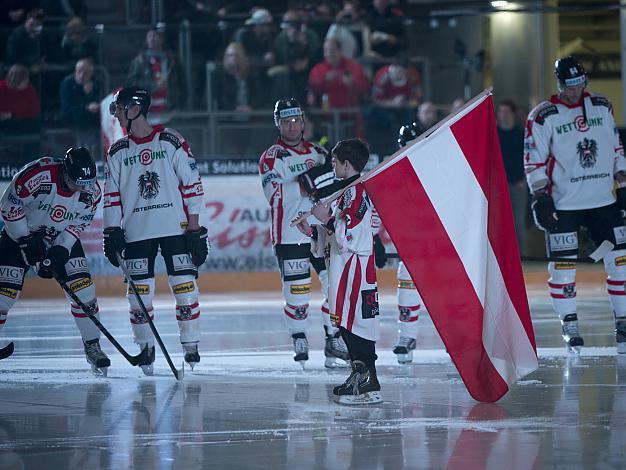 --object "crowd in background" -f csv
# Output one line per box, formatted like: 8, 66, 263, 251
0, 0, 532, 253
